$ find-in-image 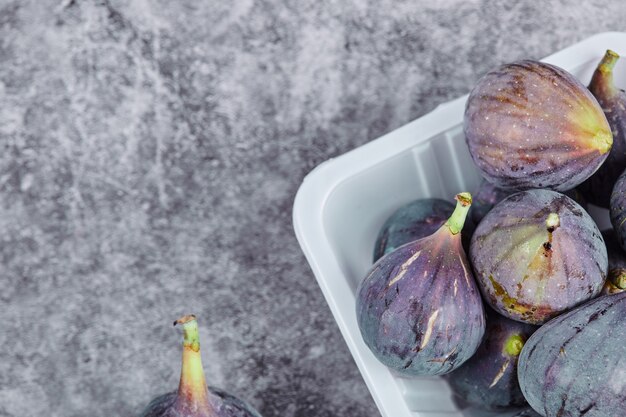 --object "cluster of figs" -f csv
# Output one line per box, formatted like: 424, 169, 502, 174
356, 50, 626, 417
